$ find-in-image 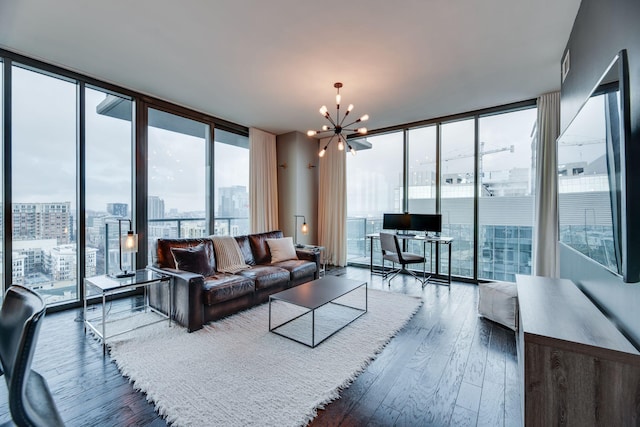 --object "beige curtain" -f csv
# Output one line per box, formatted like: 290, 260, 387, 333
533, 91, 560, 277
249, 127, 279, 233
318, 137, 347, 266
